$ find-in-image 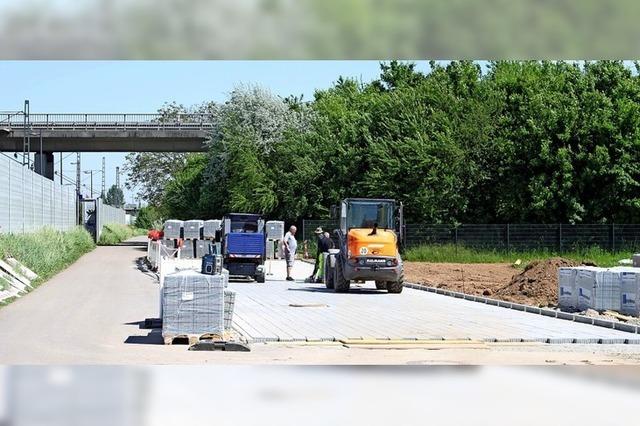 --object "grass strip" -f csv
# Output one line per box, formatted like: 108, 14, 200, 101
403, 243, 633, 267
98, 224, 147, 245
